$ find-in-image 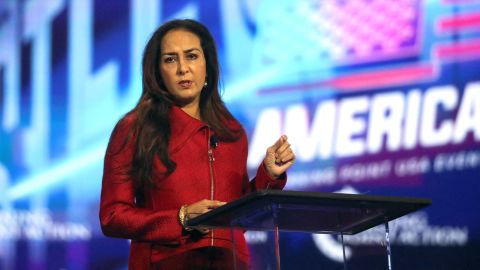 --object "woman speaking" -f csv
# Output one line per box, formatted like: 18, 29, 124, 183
99, 19, 295, 270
